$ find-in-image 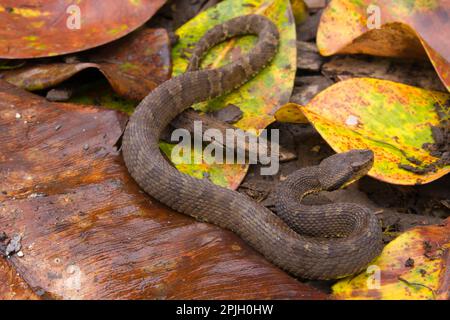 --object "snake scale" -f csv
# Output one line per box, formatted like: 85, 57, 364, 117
123, 14, 383, 279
